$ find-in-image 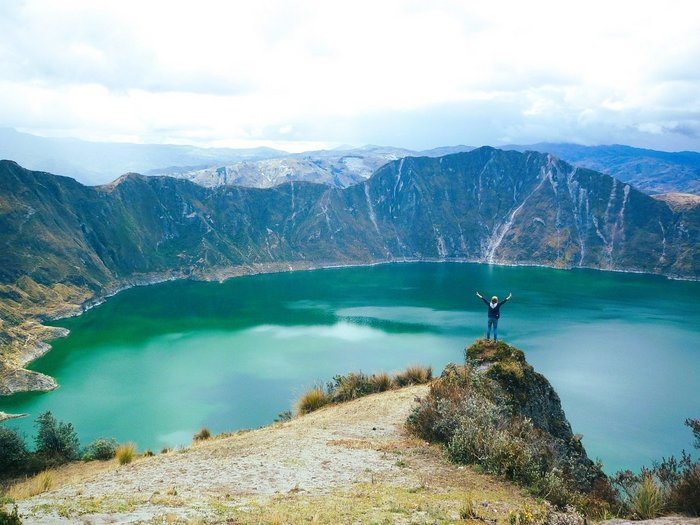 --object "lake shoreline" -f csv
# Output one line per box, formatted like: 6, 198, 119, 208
0, 255, 695, 400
